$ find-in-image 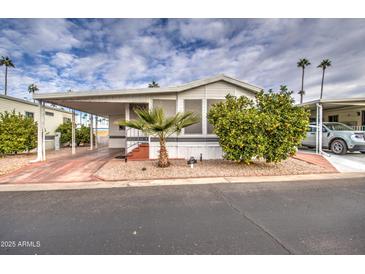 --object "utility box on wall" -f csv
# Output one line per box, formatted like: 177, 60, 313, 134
55, 132, 61, 151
